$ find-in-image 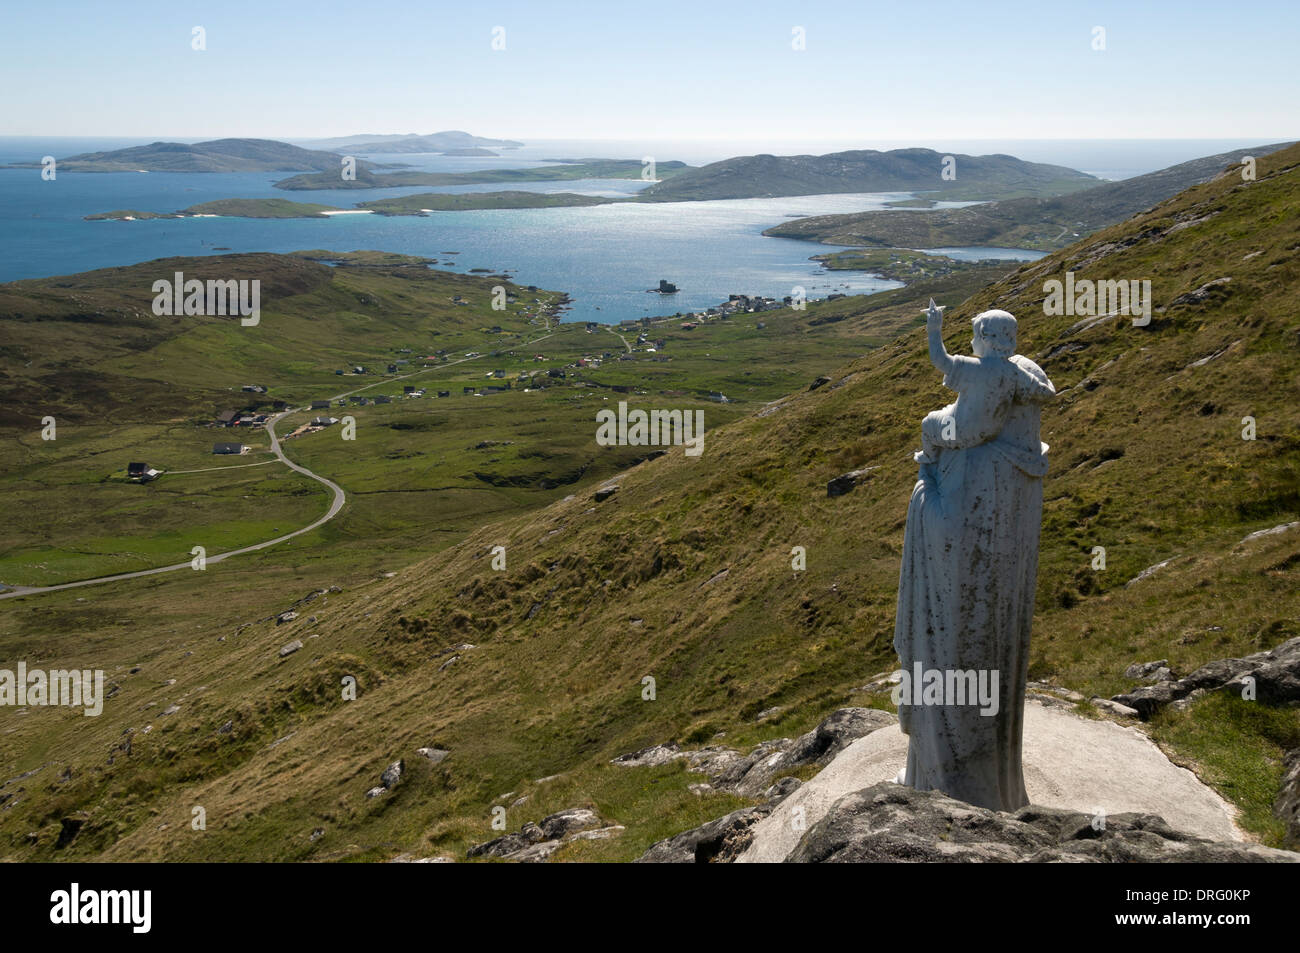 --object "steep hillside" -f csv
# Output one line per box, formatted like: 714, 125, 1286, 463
764, 142, 1295, 250
640, 148, 1097, 202
4, 146, 1299, 862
